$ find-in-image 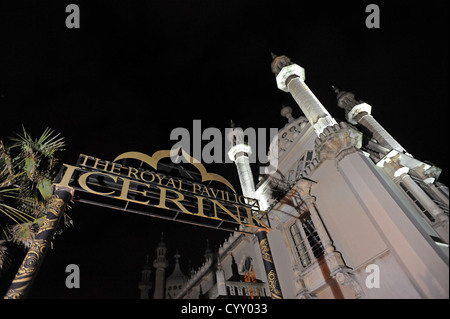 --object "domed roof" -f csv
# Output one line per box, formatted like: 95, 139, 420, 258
166, 252, 188, 298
